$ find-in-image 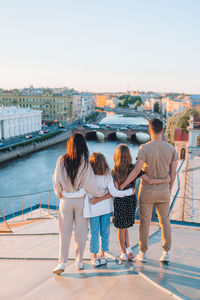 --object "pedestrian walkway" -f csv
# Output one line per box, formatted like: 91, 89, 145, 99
0, 209, 199, 300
